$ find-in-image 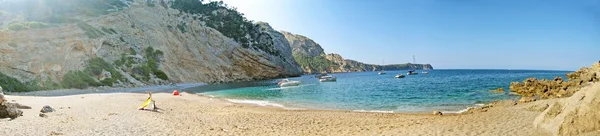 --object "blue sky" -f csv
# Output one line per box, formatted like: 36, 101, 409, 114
220, 0, 599, 70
